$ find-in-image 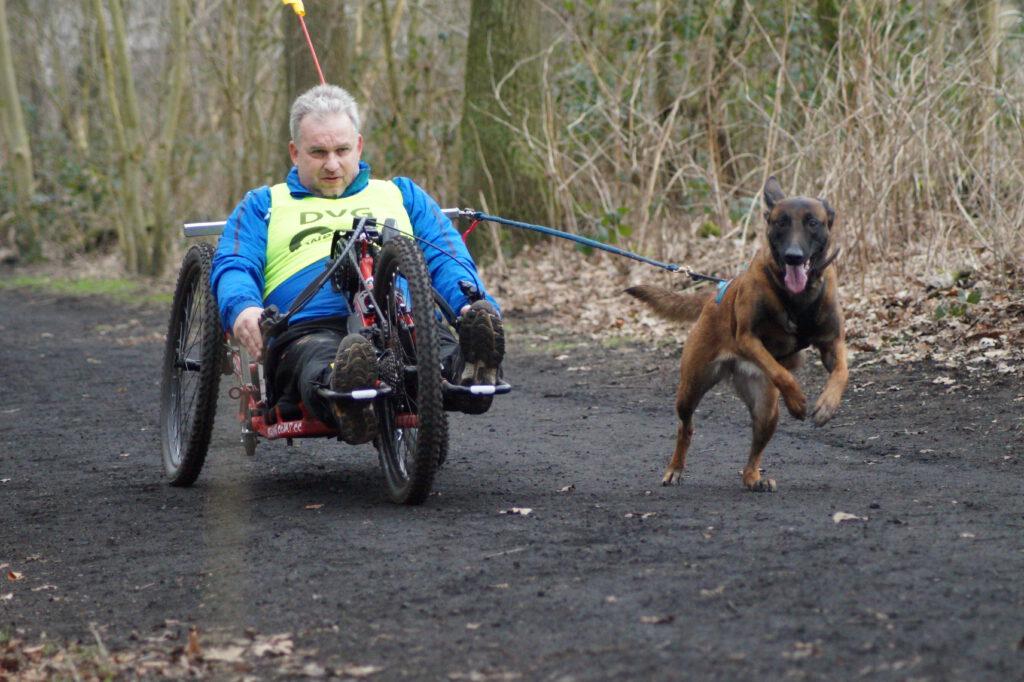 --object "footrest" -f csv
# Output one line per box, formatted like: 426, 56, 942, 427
441, 380, 512, 397
315, 385, 393, 402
